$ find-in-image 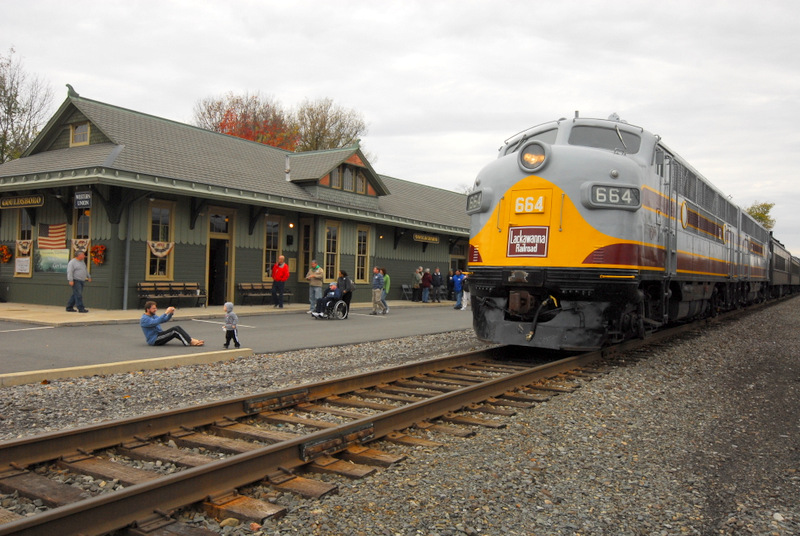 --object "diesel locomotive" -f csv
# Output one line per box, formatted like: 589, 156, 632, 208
466, 113, 799, 351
